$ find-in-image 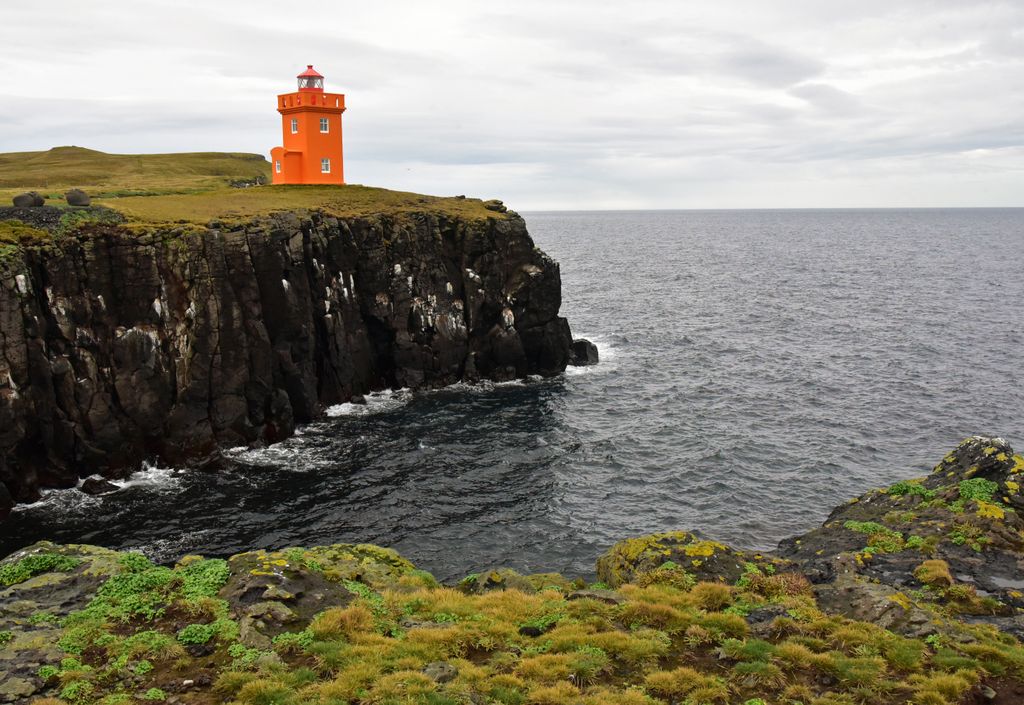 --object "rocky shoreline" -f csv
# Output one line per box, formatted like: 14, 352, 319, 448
0, 206, 593, 517
1, 436, 1022, 704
